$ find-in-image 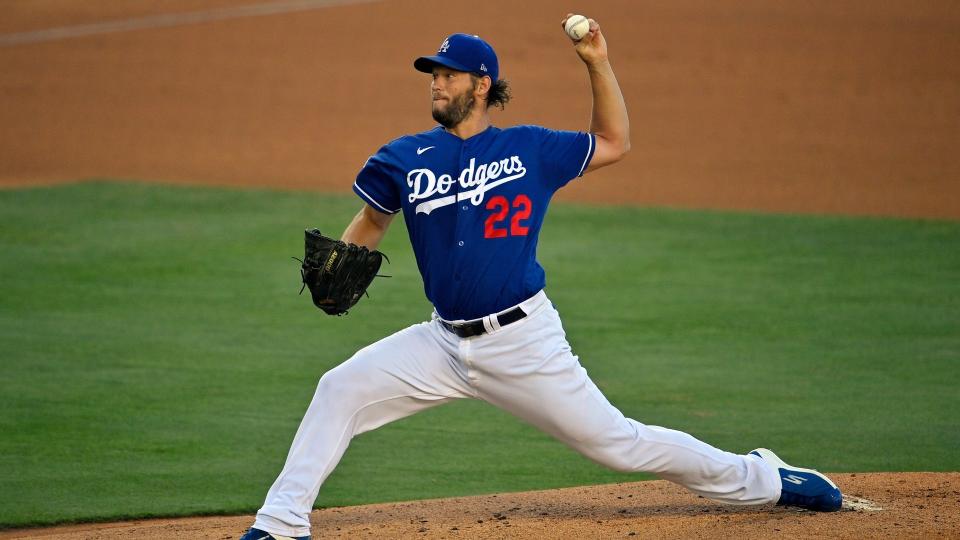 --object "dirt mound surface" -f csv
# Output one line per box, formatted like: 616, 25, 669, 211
3, 473, 956, 539
2, 0, 959, 218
